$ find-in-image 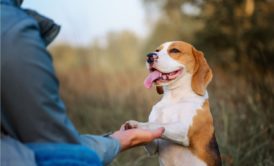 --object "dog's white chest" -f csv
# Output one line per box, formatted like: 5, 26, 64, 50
149, 100, 202, 124
148, 99, 207, 166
